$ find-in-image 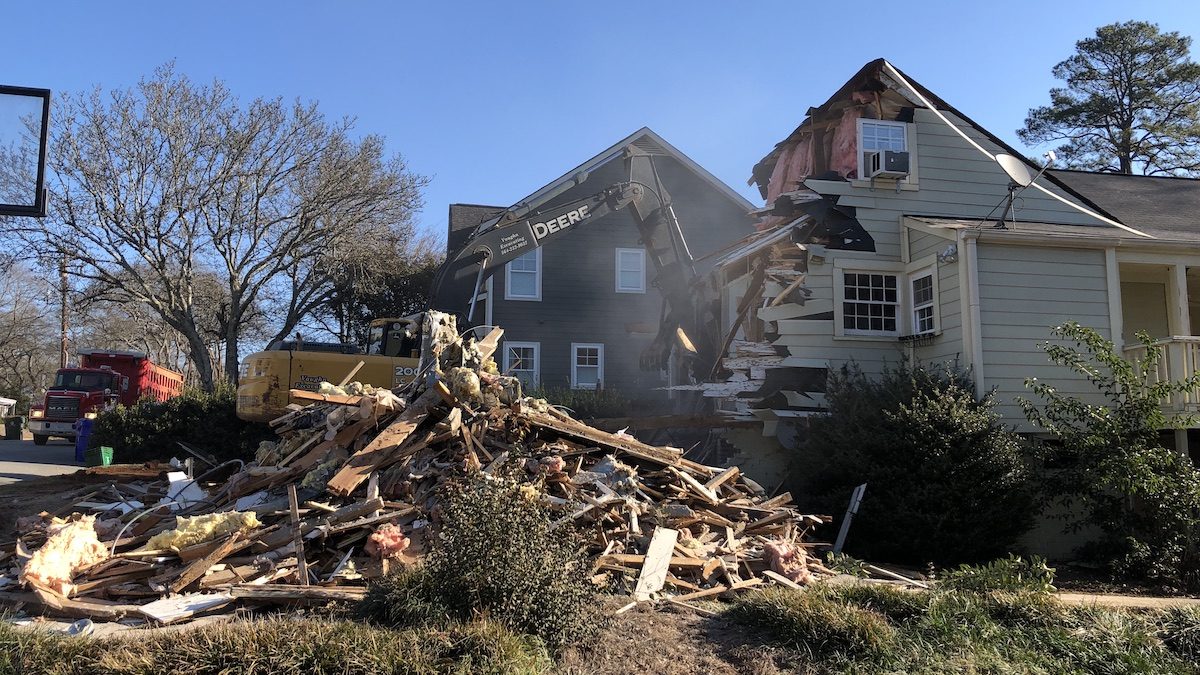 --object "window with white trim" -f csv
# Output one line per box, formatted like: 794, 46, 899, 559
502, 341, 539, 390
856, 119, 909, 180
571, 343, 603, 390
505, 249, 541, 300
842, 272, 899, 335
909, 269, 936, 335
615, 248, 645, 293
